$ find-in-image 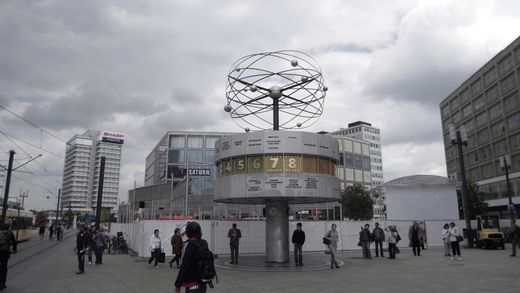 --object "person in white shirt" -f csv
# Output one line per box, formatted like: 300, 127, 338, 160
148, 229, 162, 268
448, 222, 462, 260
